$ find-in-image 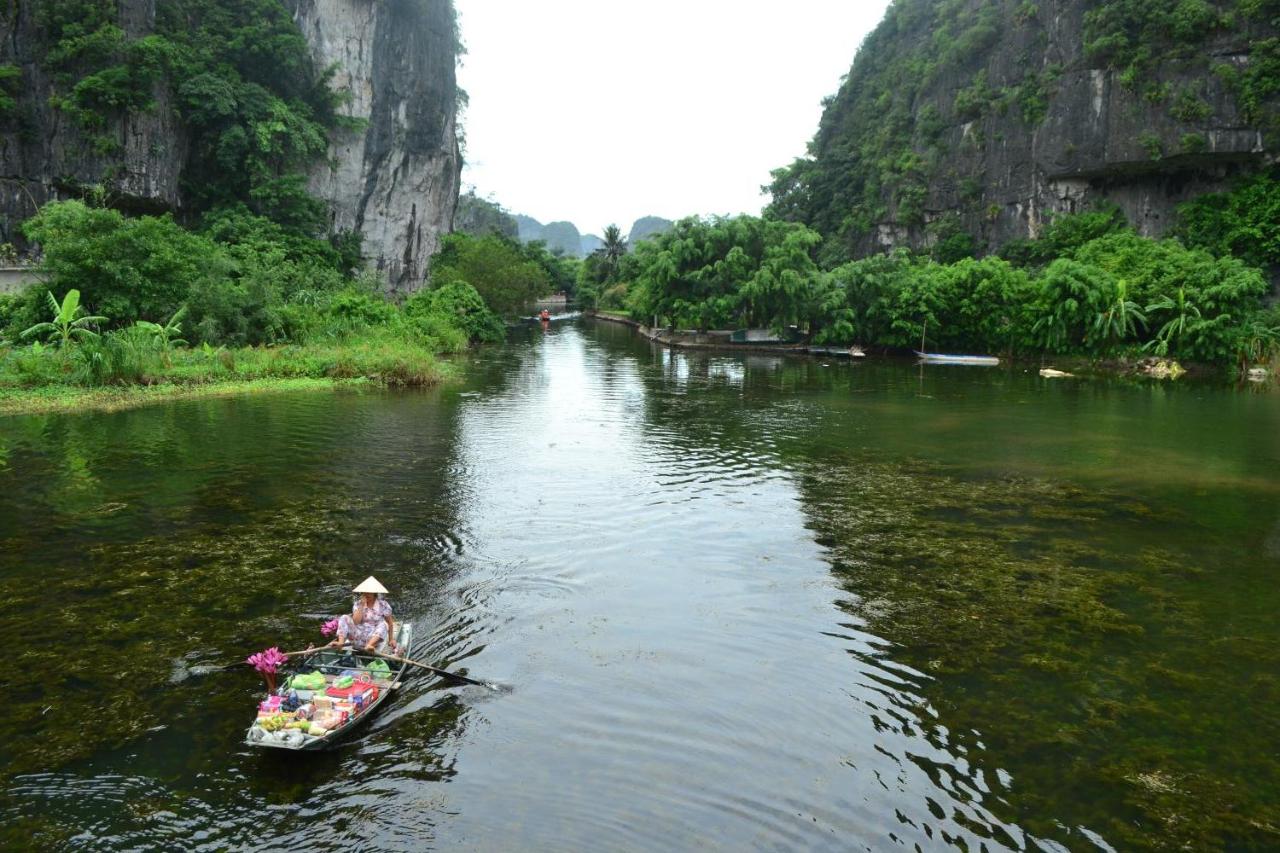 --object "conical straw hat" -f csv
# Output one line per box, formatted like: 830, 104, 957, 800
353, 575, 388, 594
